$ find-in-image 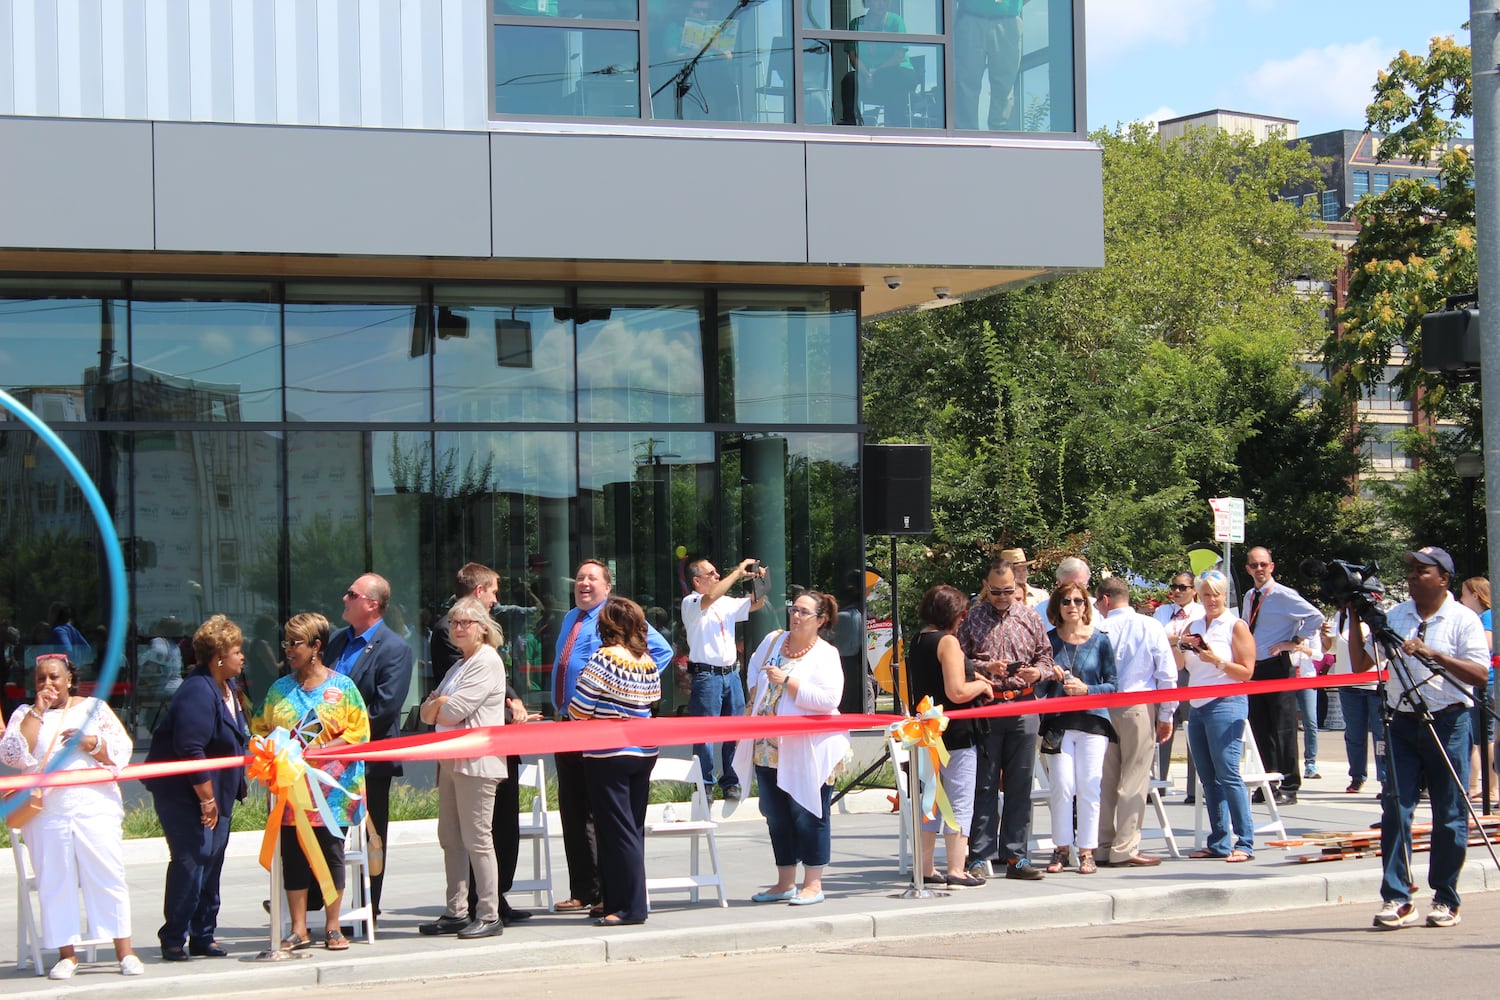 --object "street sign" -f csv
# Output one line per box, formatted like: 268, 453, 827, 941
1209, 496, 1245, 543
